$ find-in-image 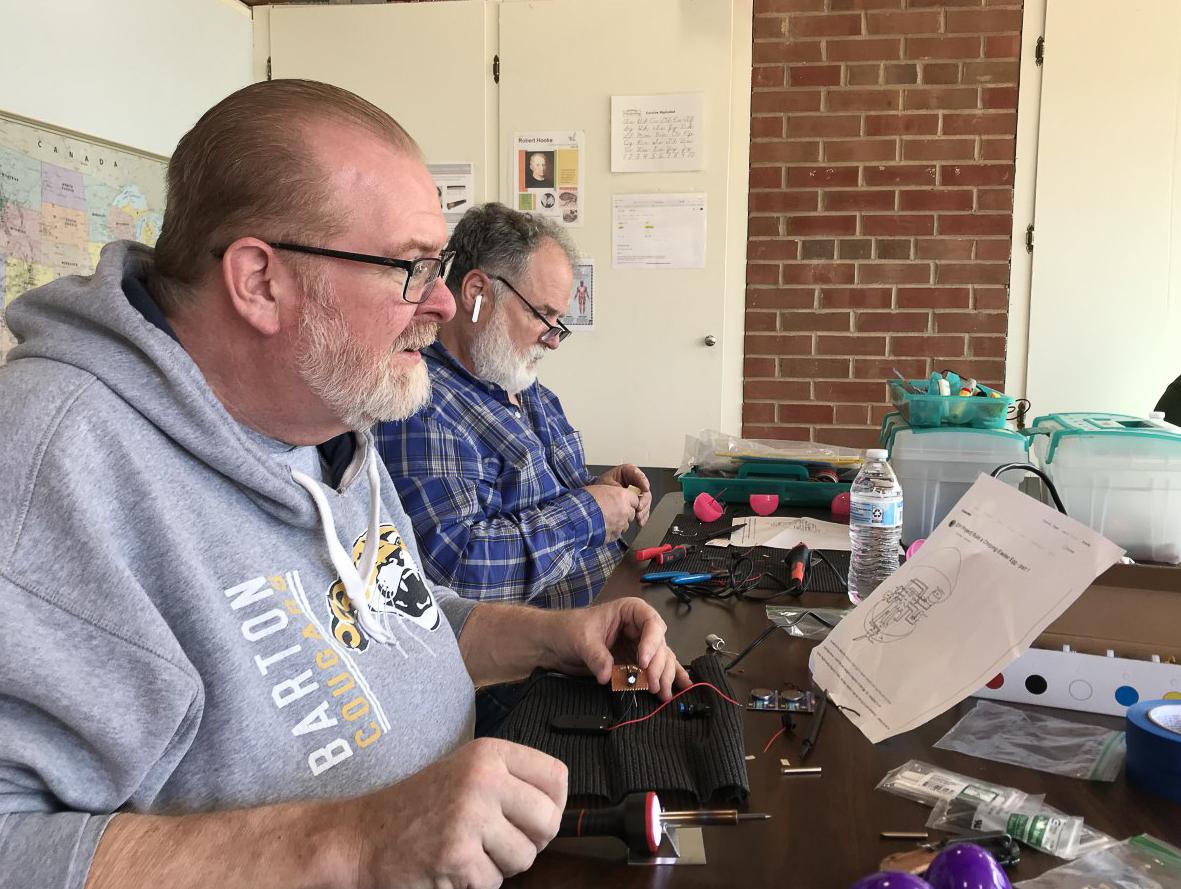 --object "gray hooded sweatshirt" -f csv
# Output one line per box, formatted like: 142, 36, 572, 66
0, 241, 478, 888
